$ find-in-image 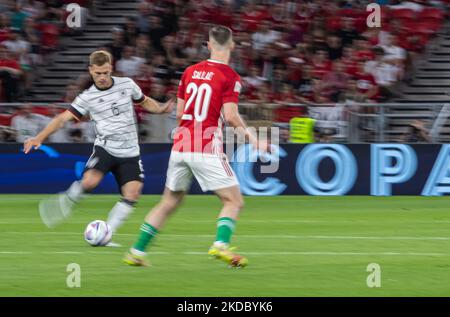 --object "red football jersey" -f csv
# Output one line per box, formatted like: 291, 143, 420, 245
174, 59, 242, 154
